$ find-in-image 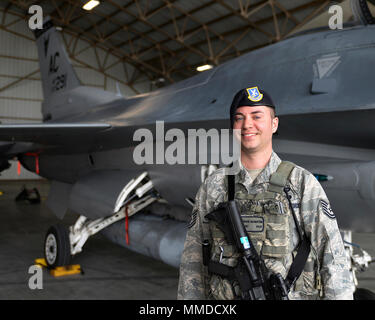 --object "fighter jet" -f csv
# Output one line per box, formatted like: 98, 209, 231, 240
0, 0, 374, 297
